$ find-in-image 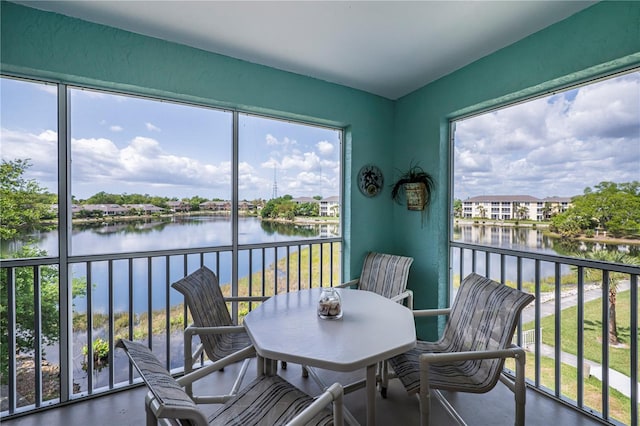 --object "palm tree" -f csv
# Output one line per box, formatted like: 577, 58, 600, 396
580, 250, 637, 345
477, 205, 487, 219
516, 205, 529, 220
542, 202, 553, 220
